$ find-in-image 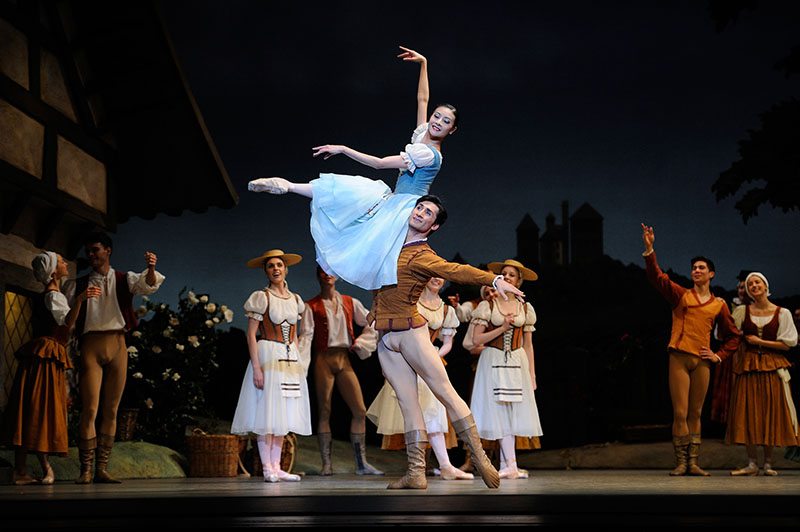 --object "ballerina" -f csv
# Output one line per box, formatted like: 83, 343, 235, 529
249, 46, 458, 290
